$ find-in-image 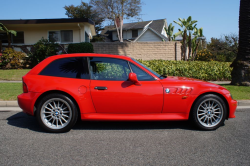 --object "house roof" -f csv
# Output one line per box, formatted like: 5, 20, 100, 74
0, 18, 95, 25
134, 27, 168, 42
101, 19, 166, 35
